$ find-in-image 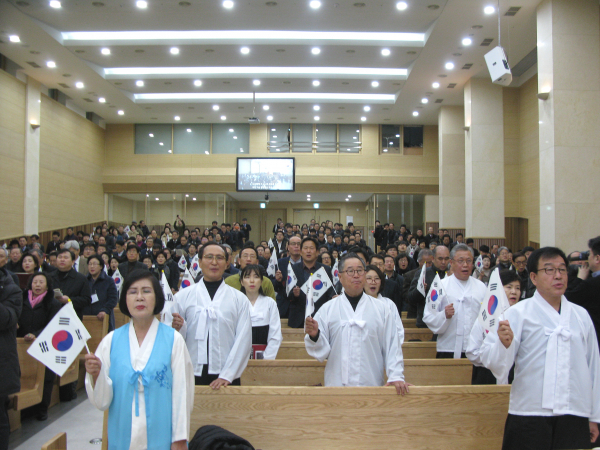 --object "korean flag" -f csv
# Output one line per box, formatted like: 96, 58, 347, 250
286, 261, 298, 296
477, 268, 510, 335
